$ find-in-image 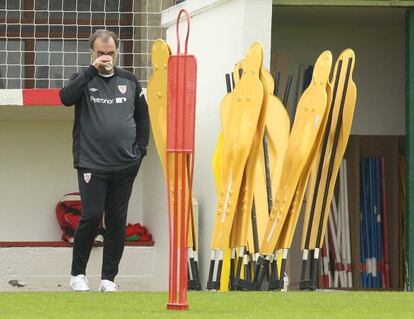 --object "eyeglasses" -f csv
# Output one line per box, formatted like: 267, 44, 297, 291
91, 50, 117, 57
